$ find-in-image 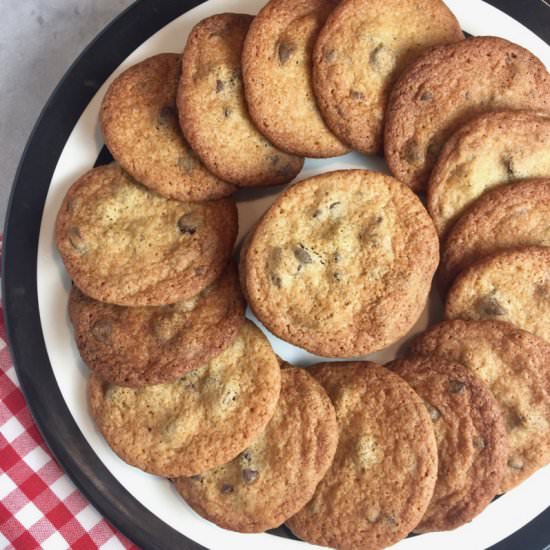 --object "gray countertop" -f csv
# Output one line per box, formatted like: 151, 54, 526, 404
0, 0, 134, 228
